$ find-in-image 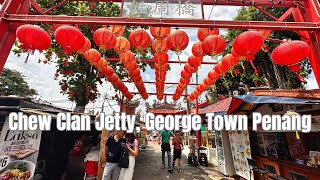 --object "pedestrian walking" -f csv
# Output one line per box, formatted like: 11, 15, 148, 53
172, 131, 184, 172
118, 133, 139, 180
102, 131, 126, 180
158, 129, 174, 173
